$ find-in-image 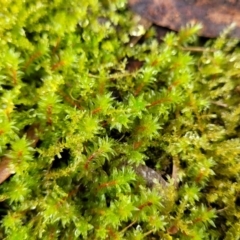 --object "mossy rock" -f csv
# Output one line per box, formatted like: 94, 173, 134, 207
0, 0, 240, 239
